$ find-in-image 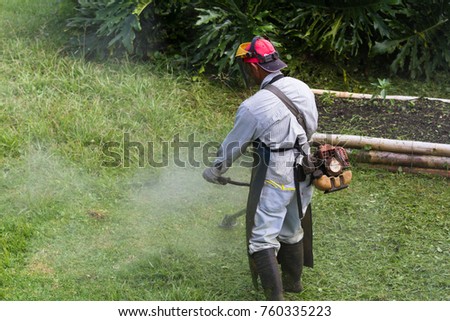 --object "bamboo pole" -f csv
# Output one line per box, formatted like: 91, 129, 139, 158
360, 164, 450, 178
312, 133, 450, 157
312, 89, 450, 103
348, 149, 450, 170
